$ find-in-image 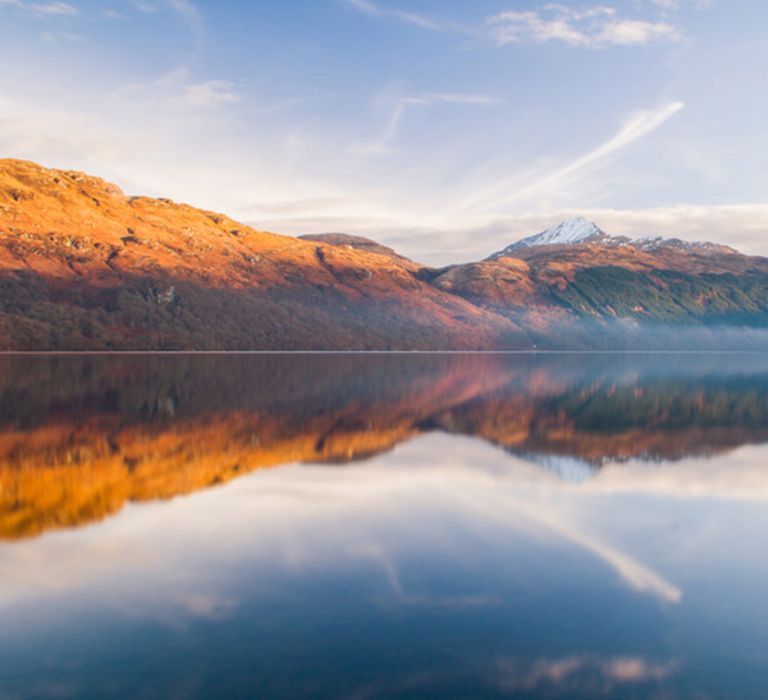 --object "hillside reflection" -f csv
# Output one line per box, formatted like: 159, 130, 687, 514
2, 353, 768, 539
